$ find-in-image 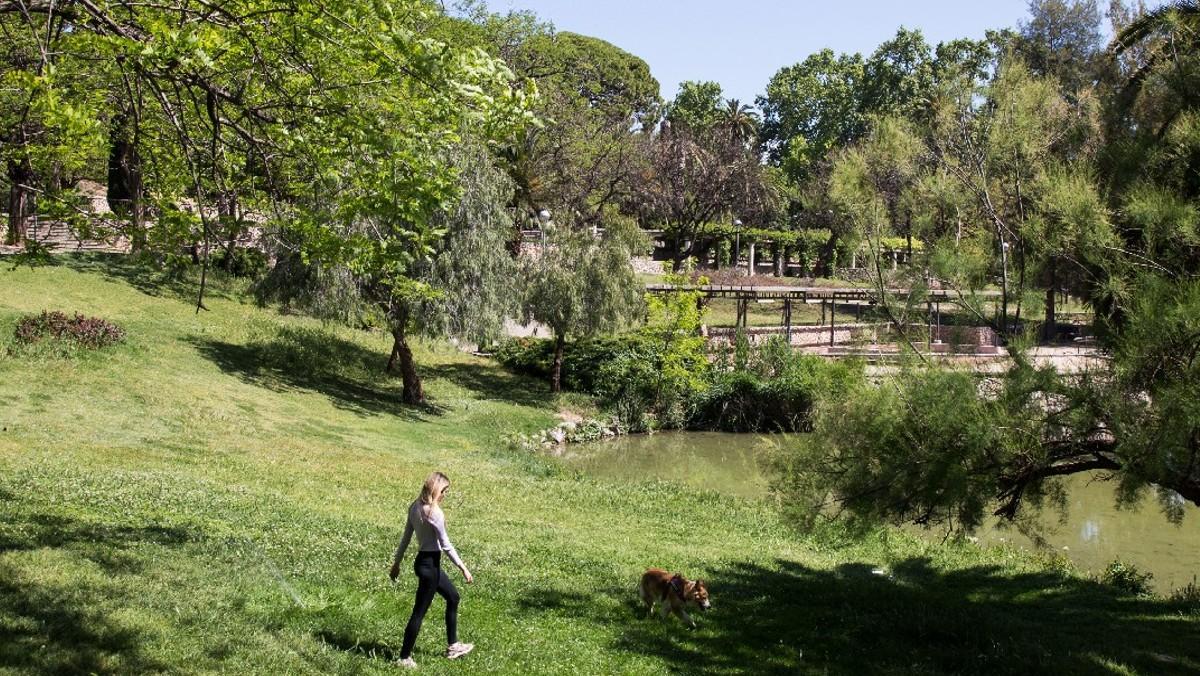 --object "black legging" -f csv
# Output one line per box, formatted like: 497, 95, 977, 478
400, 551, 459, 659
